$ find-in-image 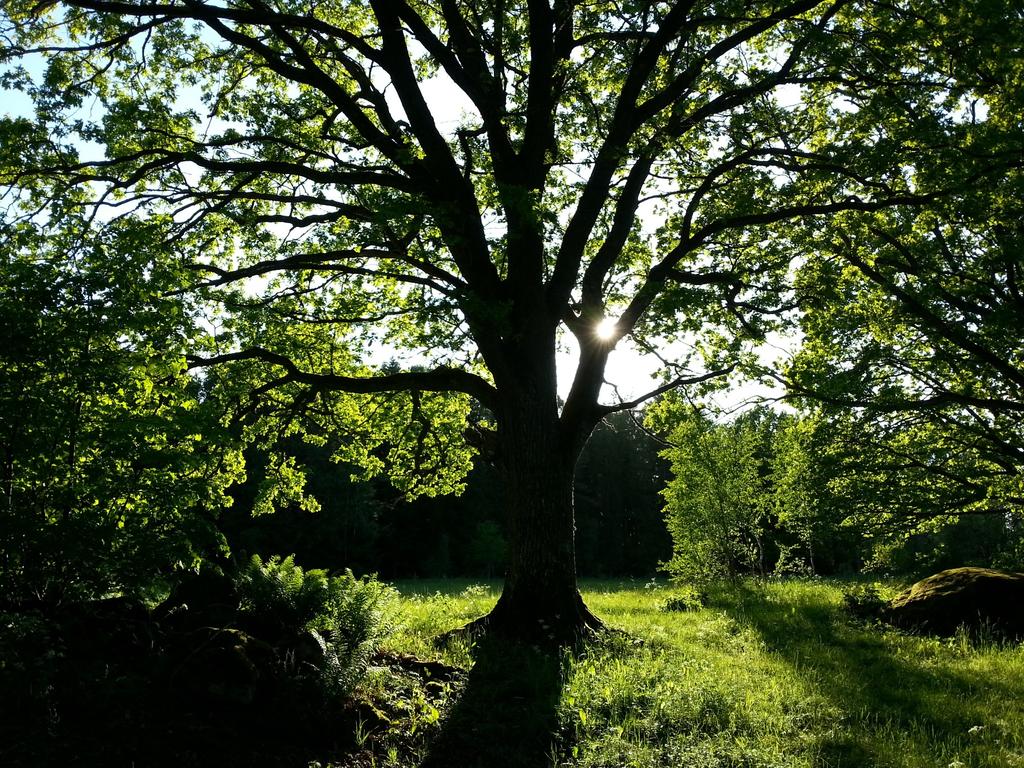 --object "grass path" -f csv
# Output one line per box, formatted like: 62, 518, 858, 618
367, 579, 1024, 768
